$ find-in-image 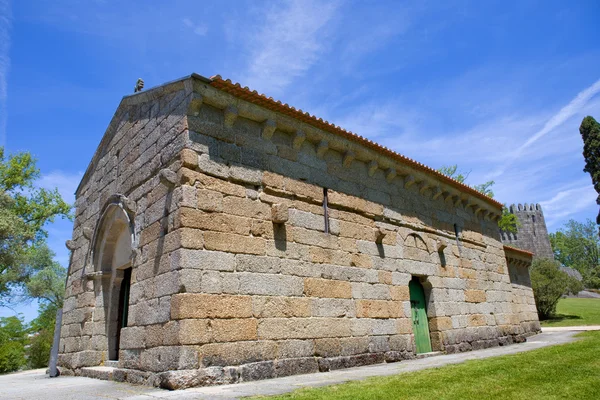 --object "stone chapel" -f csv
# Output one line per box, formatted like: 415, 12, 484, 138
58, 73, 540, 389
